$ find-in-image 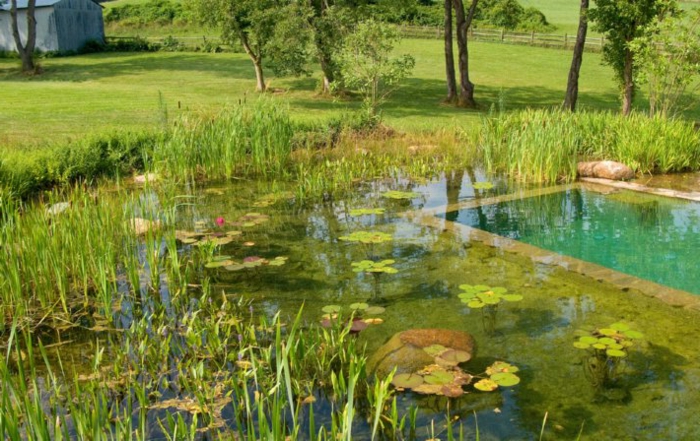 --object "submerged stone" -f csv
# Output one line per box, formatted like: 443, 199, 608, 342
128, 218, 161, 236
577, 161, 635, 181
368, 329, 476, 378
